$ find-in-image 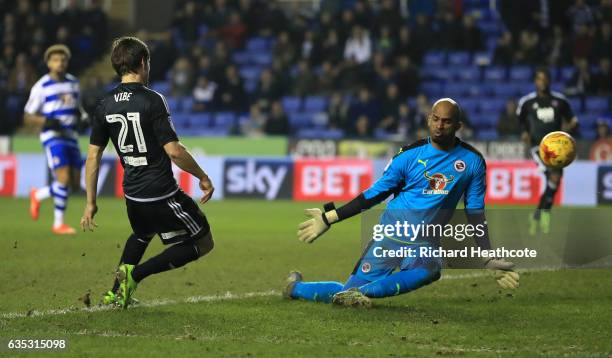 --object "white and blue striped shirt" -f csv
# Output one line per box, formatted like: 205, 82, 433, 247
24, 73, 81, 146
